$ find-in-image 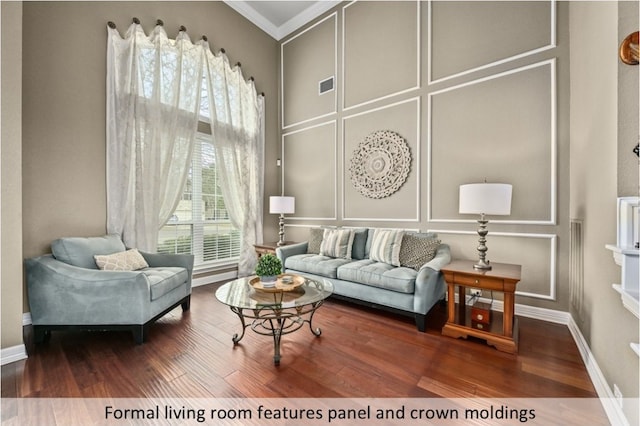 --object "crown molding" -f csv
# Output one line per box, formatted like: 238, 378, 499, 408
224, 1, 341, 41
